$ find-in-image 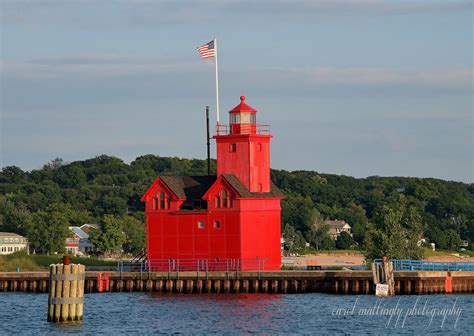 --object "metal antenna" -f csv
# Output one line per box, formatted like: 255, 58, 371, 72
206, 106, 211, 176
